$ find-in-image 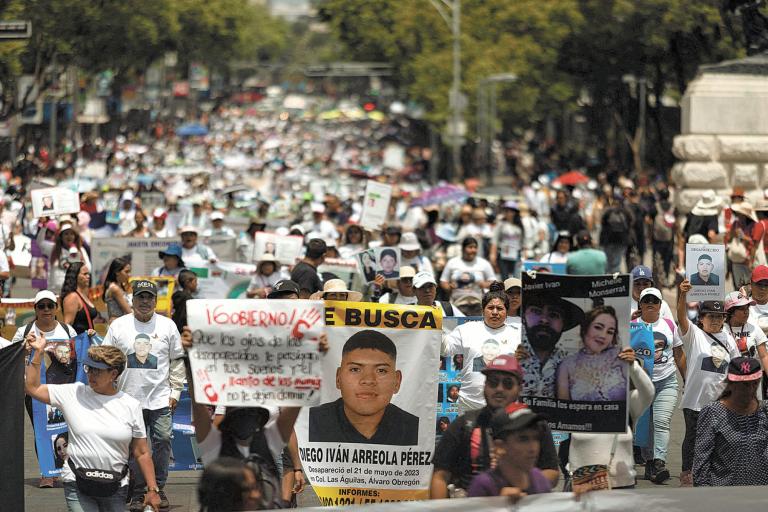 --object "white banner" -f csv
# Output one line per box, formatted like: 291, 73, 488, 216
91, 237, 175, 282
296, 301, 441, 505
187, 299, 325, 407
360, 181, 393, 231
30, 187, 80, 218
685, 243, 725, 301
253, 231, 304, 264
184, 261, 257, 299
